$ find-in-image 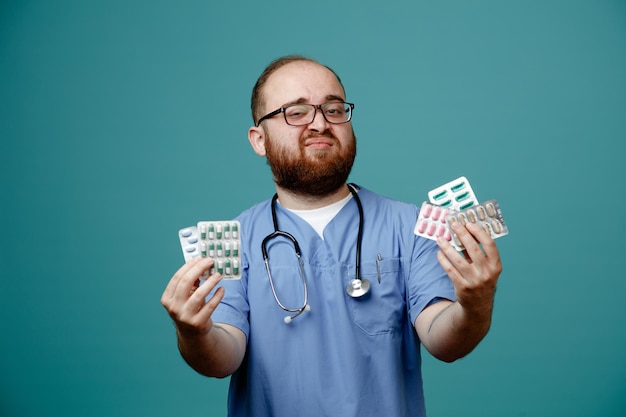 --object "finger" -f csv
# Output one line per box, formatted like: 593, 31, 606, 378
188, 274, 225, 324
462, 222, 492, 262
450, 222, 483, 259
436, 247, 464, 285
173, 258, 215, 304
436, 237, 467, 282
201, 285, 226, 317
188, 271, 223, 307
473, 225, 501, 264
464, 222, 502, 274
162, 257, 205, 304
